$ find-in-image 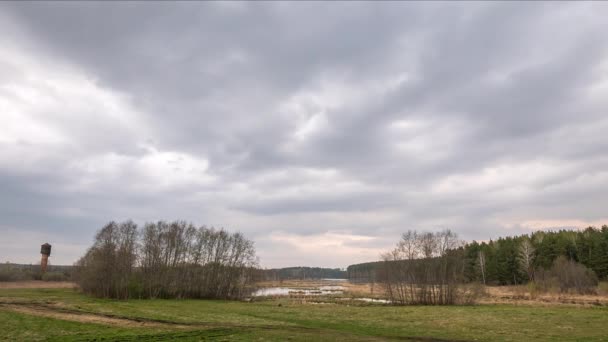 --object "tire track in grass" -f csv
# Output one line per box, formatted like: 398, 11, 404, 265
0, 302, 313, 332
1, 301, 470, 341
